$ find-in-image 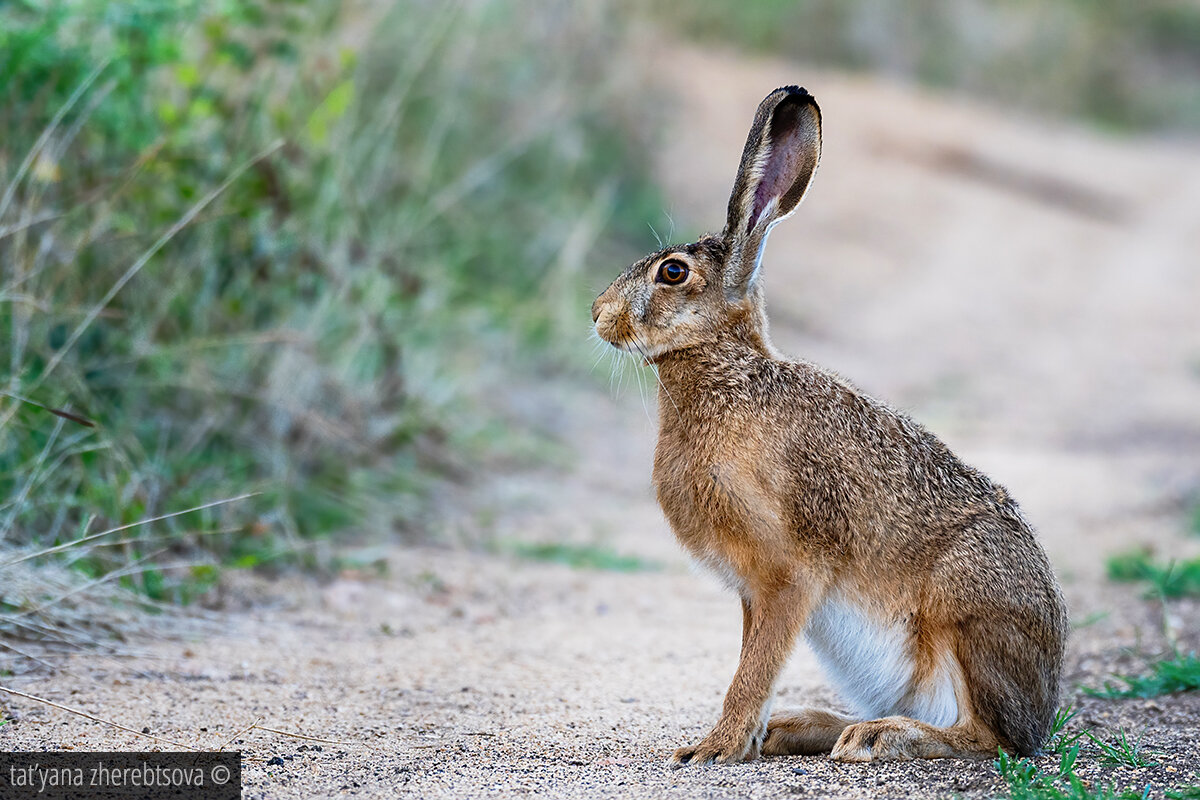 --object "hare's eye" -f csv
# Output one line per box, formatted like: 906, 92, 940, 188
656, 260, 689, 285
